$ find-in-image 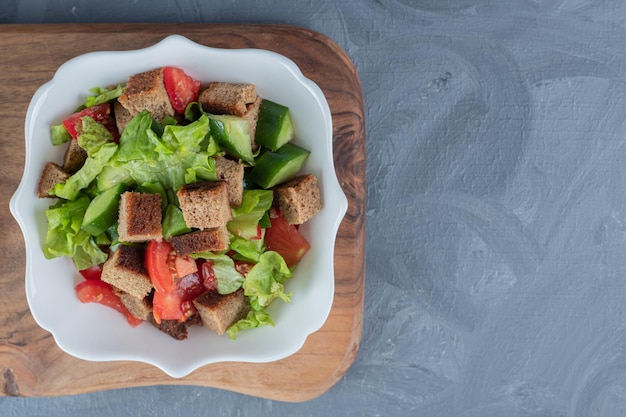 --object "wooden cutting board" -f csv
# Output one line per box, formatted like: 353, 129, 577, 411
0, 24, 365, 402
